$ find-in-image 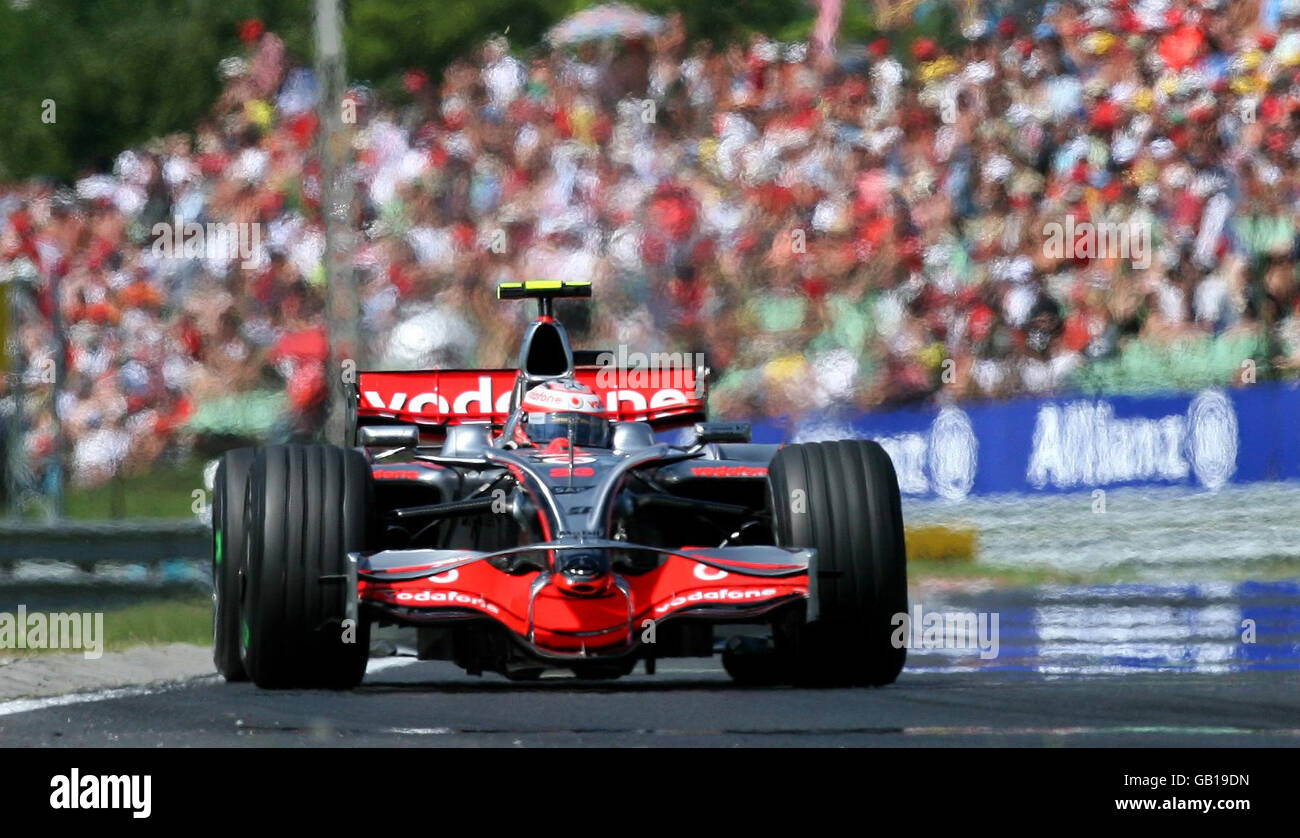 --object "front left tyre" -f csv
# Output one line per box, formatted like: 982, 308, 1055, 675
239, 444, 373, 689
765, 439, 909, 687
